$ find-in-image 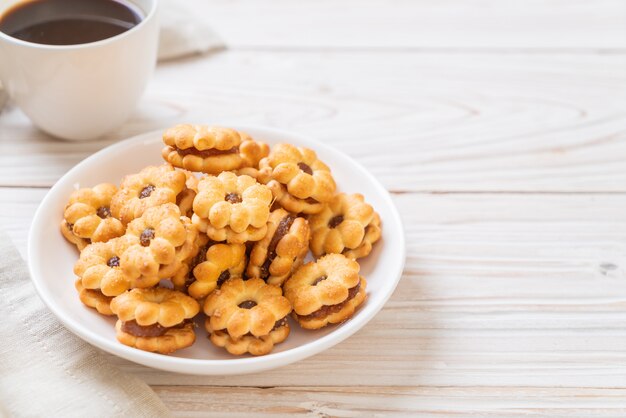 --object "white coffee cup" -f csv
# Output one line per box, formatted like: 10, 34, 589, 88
0, 0, 159, 140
